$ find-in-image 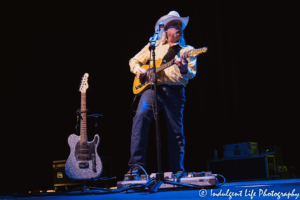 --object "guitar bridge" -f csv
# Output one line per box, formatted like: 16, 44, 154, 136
79, 162, 89, 169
